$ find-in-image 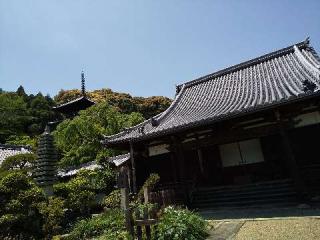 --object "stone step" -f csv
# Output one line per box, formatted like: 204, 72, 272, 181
193, 190, 297, 203
193, 186, 295, 200
195, 179, 294, 195
192, 179, 298, 209
193, 196, 297, 209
